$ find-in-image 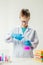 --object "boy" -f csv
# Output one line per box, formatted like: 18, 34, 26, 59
5, 9, 39, 58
